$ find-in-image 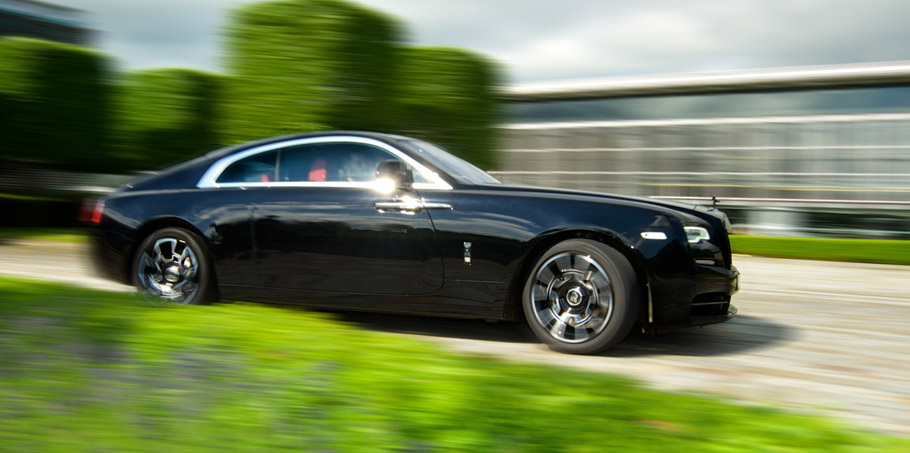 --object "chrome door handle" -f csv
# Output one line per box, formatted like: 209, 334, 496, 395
374, 201, 422, 213
374, 200, 453, 213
